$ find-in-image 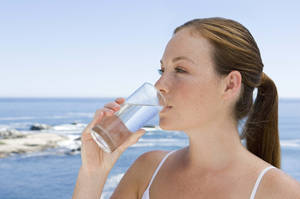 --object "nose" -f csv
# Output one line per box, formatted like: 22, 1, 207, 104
154, 76, 169, 95
154, 77, 168, 107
